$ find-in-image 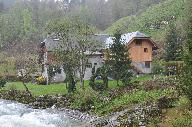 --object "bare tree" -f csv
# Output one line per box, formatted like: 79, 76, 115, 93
16, 52, 40, 97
